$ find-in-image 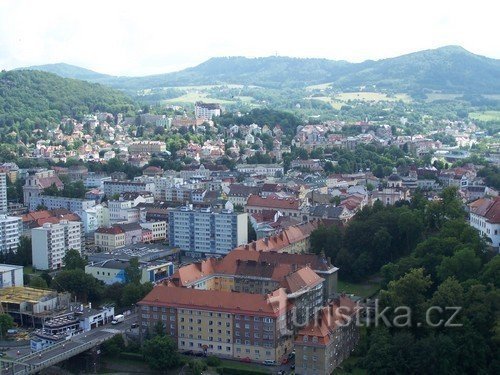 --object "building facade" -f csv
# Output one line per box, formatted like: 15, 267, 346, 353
194, 102, 221, 120
29, 196, 96, 214
31, 221, 83, 270
103, 181, 155, 197
0, 173, 7, 214
0, 264, 23, 288
469, 197, 500, 250
0, 215, 22, 254
168, 206, 247, 256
